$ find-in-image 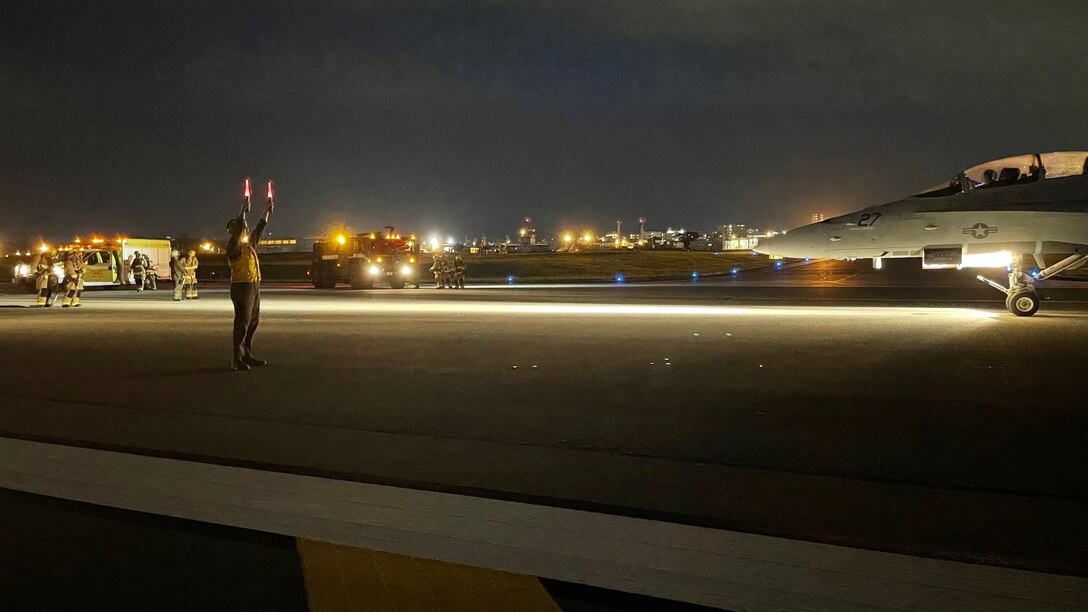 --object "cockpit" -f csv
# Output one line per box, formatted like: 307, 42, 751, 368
912, 151, 1088, 198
